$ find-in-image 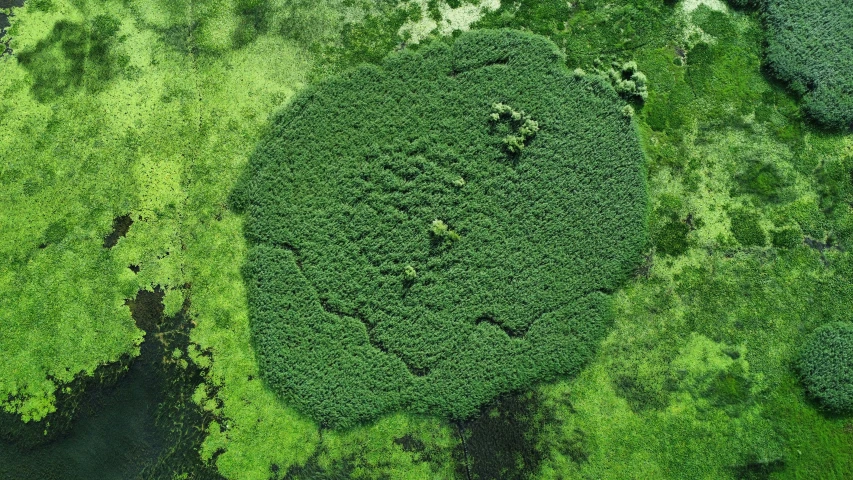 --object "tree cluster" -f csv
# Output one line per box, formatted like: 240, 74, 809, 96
799, 322, 853, 412
489, 102, 539, 153
762, 0, 853, 130
232, 29, 648, 428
